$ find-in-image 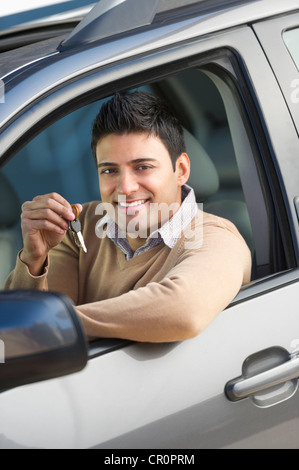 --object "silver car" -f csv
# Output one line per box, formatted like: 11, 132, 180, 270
0, 0, 299, 449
